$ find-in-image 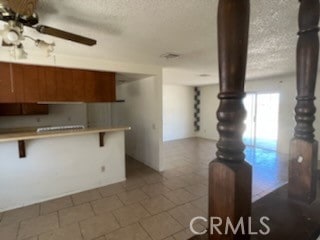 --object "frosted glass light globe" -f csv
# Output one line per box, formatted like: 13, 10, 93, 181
7, 31, 19, 42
